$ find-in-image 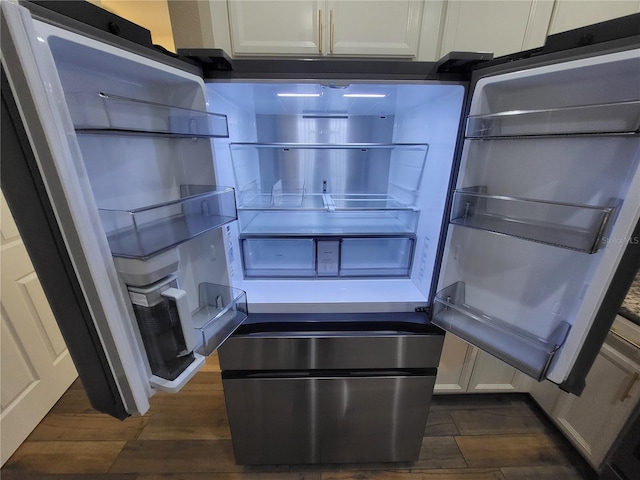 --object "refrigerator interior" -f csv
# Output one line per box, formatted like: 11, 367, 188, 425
208, 81, 465, 312
435, 48, 640, 383
32, 18, 245, 396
